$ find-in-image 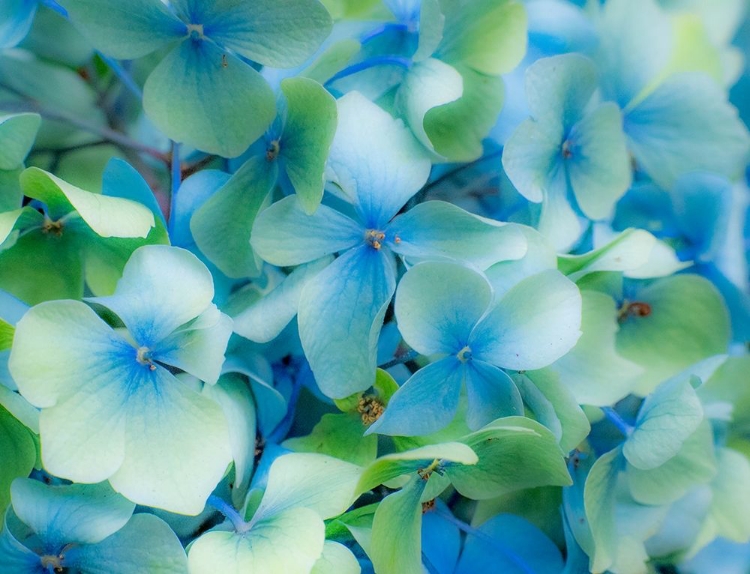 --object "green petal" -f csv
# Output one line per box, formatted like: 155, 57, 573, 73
188, 507, 324, 574
548, 290, 641, 406
283, 413, 377, 467
436, 0, 526, 76
311, 541, 360, 574
109, 370, 232, 515
623, 373, 704, 470
57, 0, 186, 59
370, 476, 425, 574
627, 420, 717, 505
471, 270, 583, 371
69, 513, 188, 574
143, 40, 276, 158
446, 417, 571, 499
394, 261, 492, 356
616, 274, 731, 396
191, 156, 277, 279
396, 58, 463, 152
10, 480, 134, 546
21, 168, 155, 238
0, 114, 40, 170
583, 447, 622, 574
202, 374, 257, 509
254, 453, 361, 521
200, 0, 332, 68
279, 77, 338, 214
0, 407, 35, 515
413, 0, 444, 61
423, 64, 504, 162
